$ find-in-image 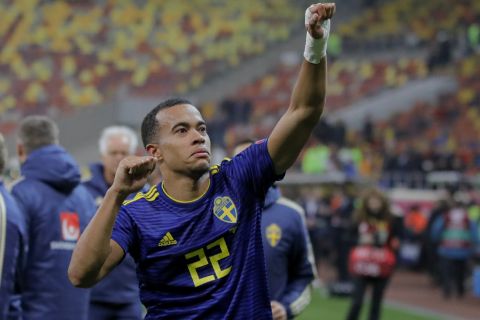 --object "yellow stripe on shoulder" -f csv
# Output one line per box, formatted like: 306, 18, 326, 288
144, 185, 158, 198
209, 158, 232, 175
210, 164, 220, 175
145, 191, 159, 201
123, 185, 158, 206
